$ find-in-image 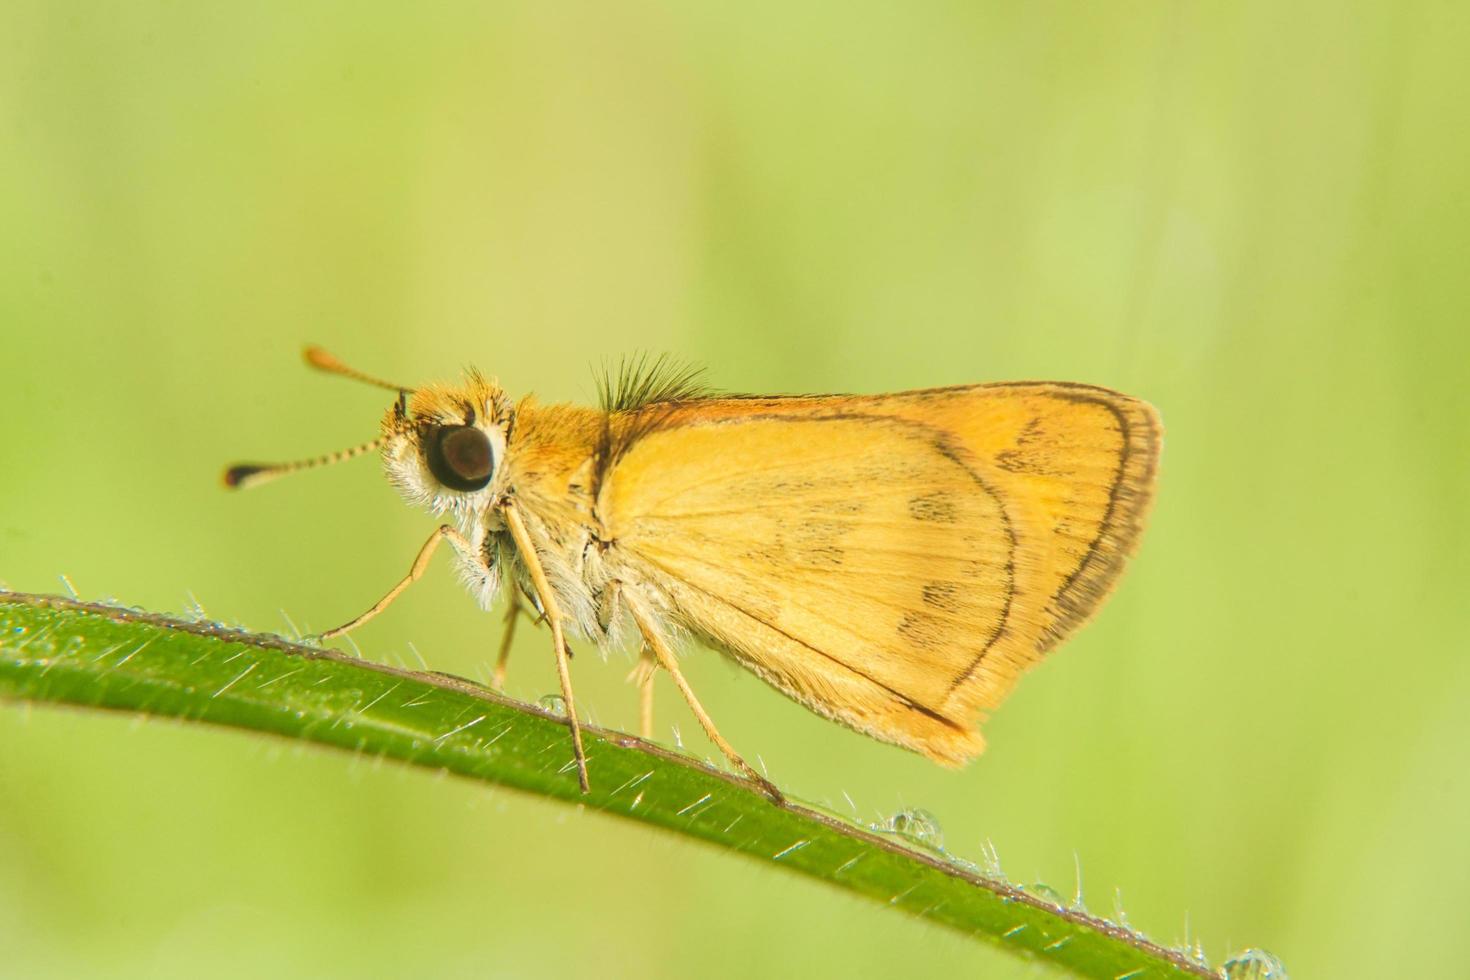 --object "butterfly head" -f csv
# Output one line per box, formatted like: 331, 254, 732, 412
380, 374, 512, 517
222, 347, 511, 519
